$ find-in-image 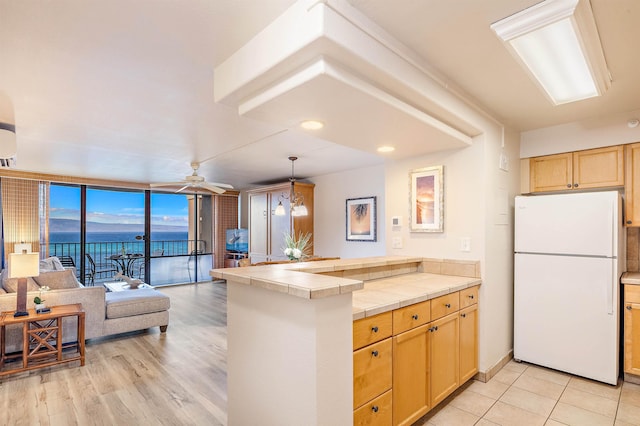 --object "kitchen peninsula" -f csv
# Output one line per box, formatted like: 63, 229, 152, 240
211, 256, 481, 426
